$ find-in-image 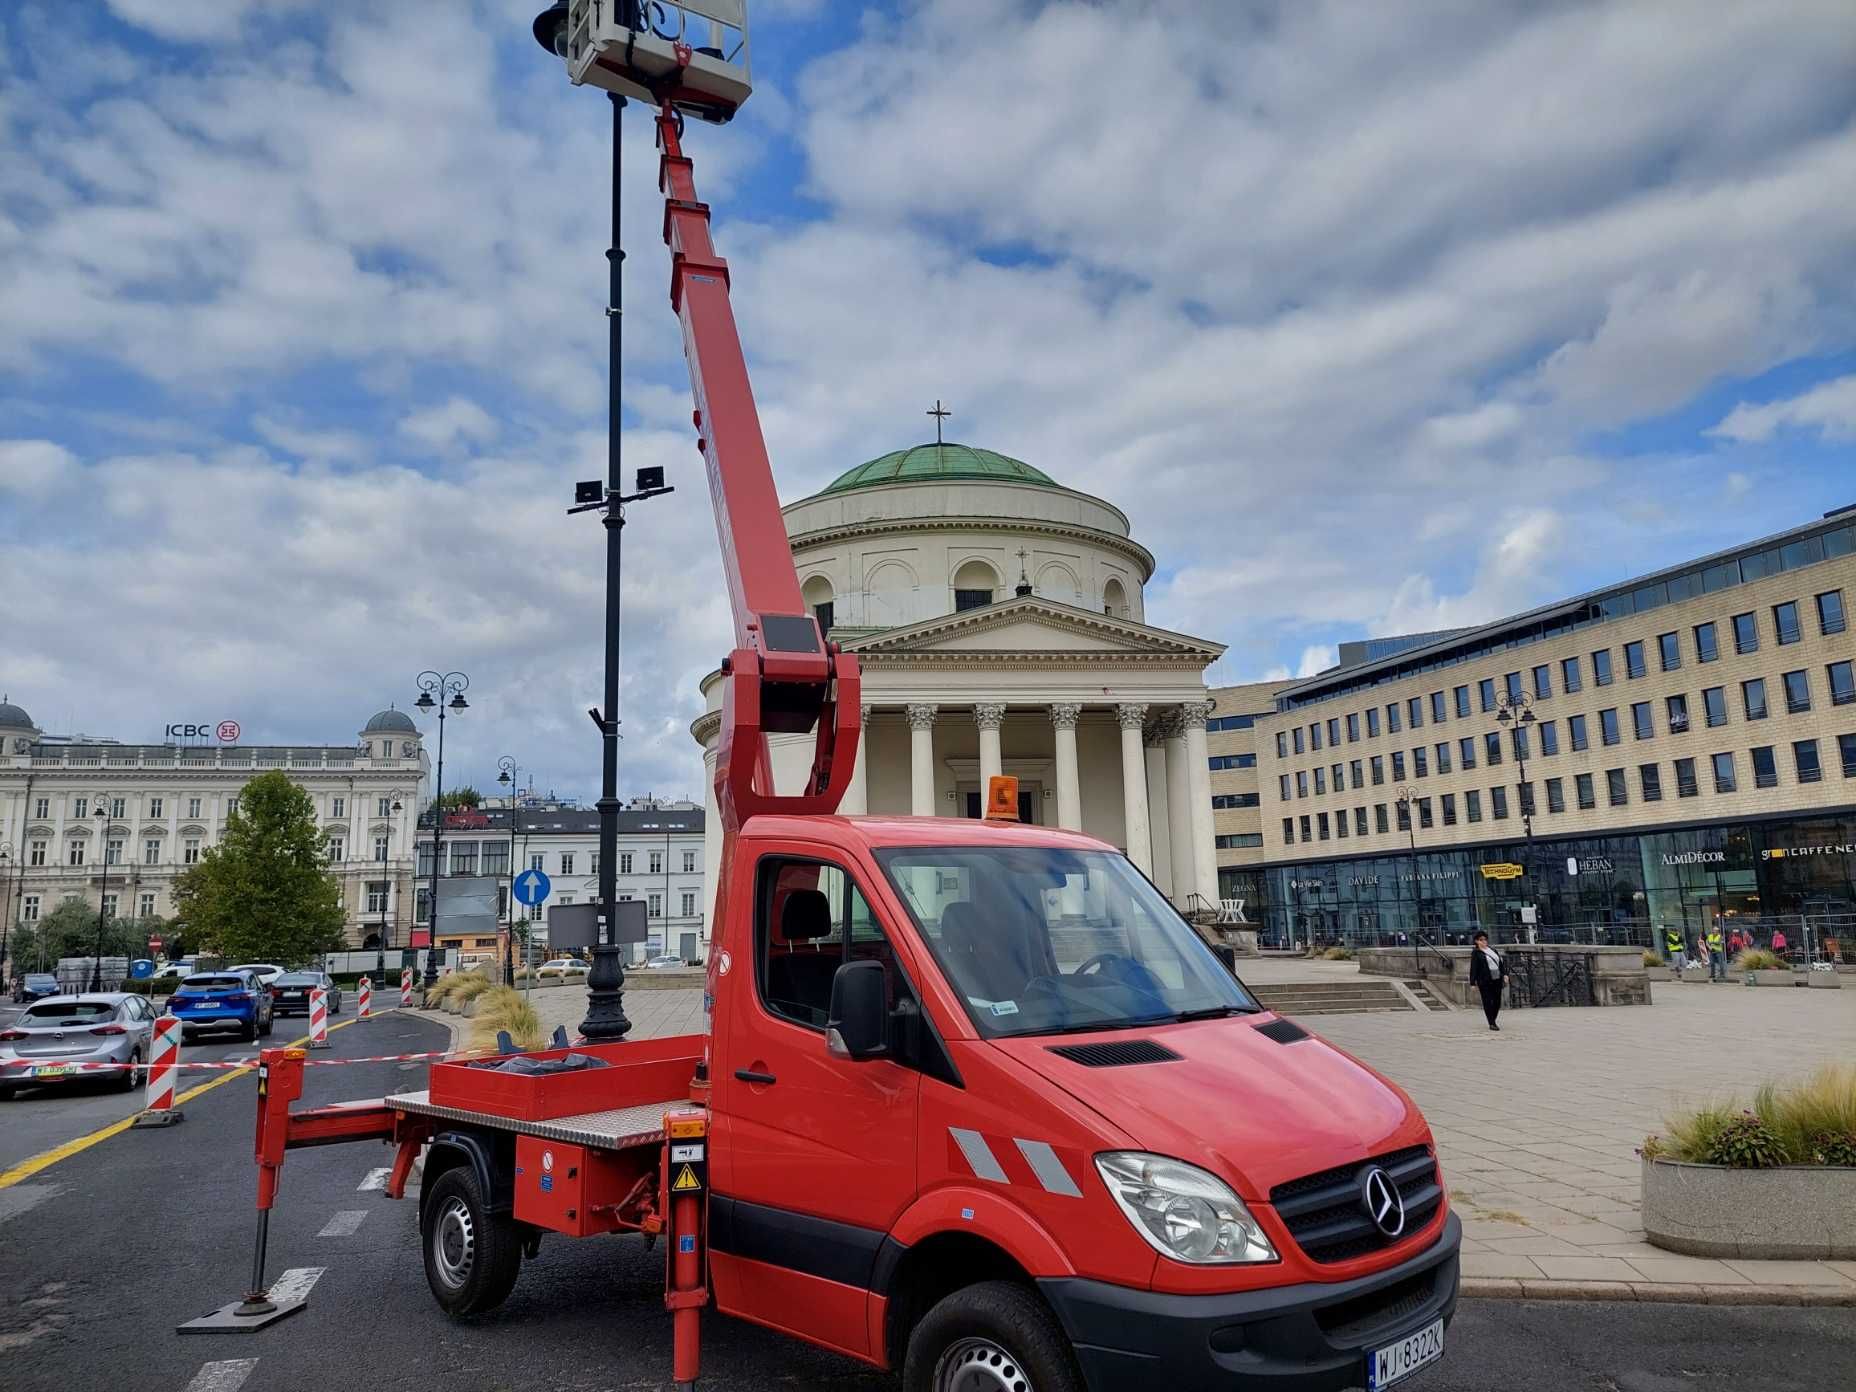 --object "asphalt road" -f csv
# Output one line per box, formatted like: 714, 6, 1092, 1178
2, 1010, 1853, 1391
